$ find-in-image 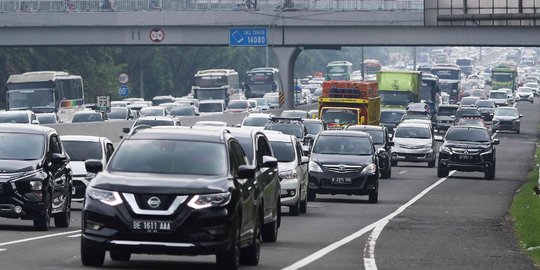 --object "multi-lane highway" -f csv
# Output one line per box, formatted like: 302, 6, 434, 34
0, 101, 538, 270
